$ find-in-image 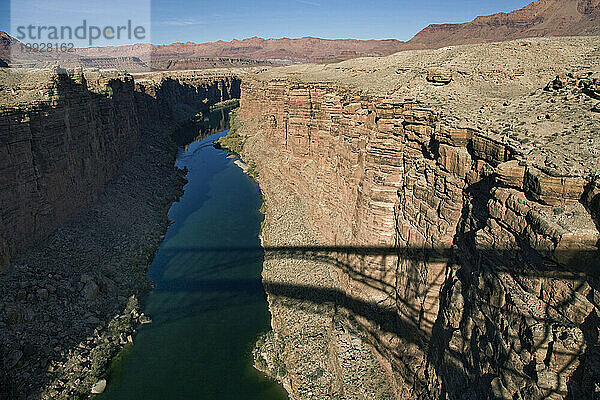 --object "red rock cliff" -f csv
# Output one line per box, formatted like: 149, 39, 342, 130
234, 37, 600, 399
406, 0, 600, 49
